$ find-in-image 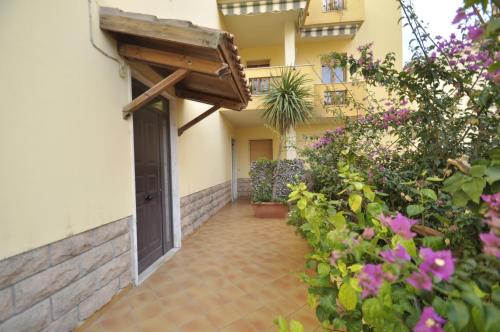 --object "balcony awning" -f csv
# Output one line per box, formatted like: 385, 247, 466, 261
99, 7, 251, 119
300, 24, 360, 39
219, 0, 307, 16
